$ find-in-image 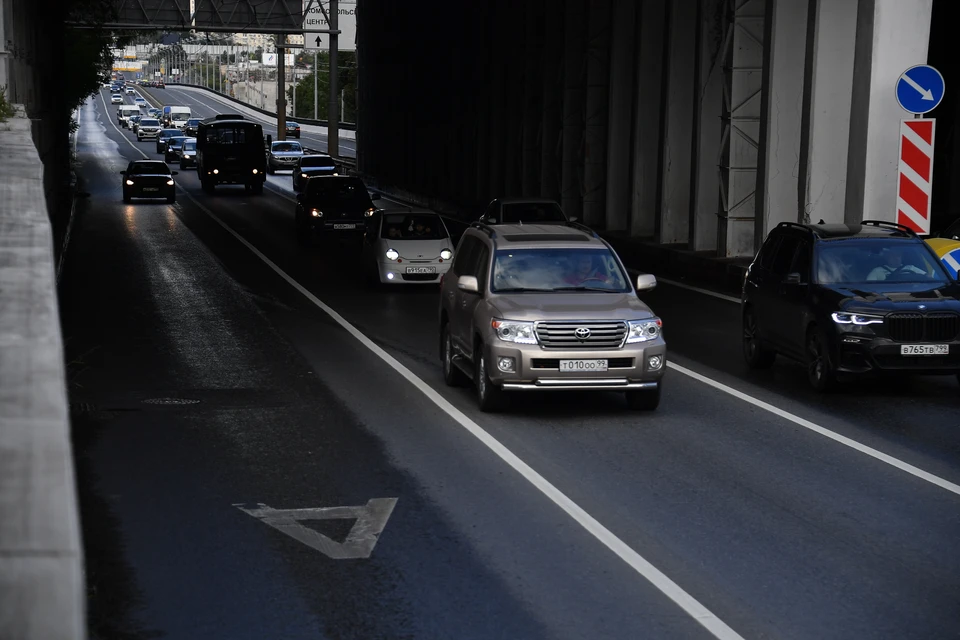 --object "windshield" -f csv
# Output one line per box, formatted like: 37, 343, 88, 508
272, 142, 302, 152
130, 162, 168, 174
187, 119, 201, 126
381, 214, 447, 240
161, 129, 180, 138
816, 241, 948, 284
183, 141, 196, 151
140, 119, 159, 126
499, 202, 566, 224
308, 180, 372, 208
300, 157, 335, 168
491, 248, 630, 292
